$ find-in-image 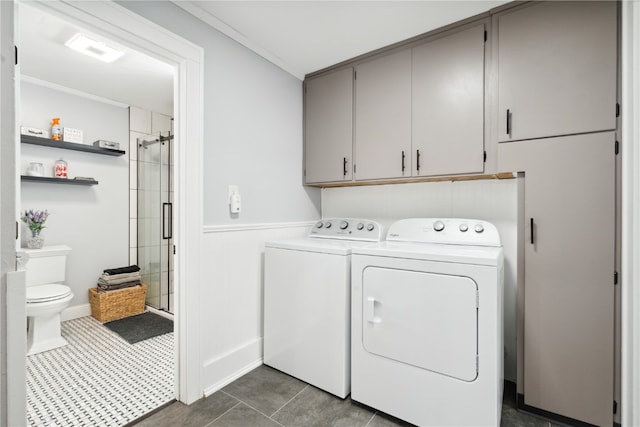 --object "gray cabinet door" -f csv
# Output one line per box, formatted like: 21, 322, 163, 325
497, 2, 617, 142
499, 132, 615, 427
412, 24, 485, 177
304, 68, 353, 184
354, 50, 412, 180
